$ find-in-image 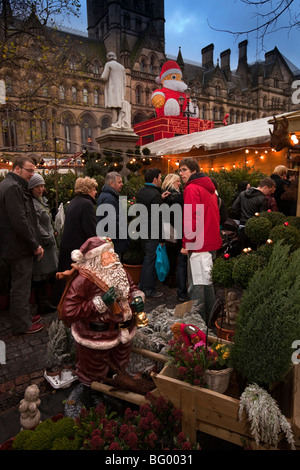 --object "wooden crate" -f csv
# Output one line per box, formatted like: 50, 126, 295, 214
151, 362, 300, 449
91, 345, 300, 450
